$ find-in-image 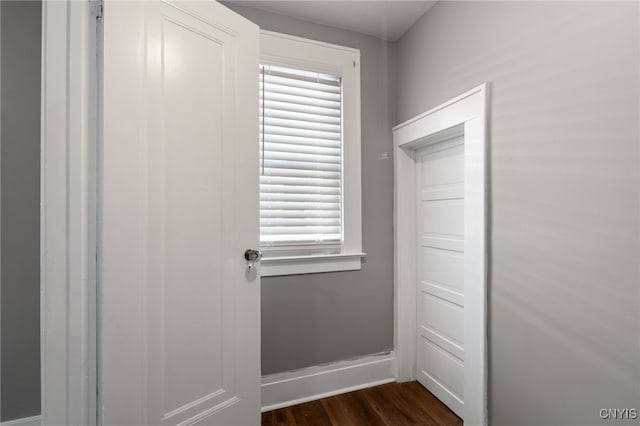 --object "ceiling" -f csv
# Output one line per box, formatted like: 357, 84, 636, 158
224, 1, 437, 41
